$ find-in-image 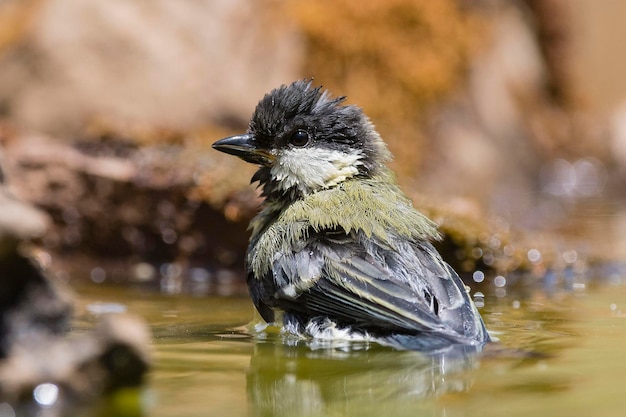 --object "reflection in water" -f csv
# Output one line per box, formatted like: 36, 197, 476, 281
247, 338, 484, 417
66, 270, 626, 417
